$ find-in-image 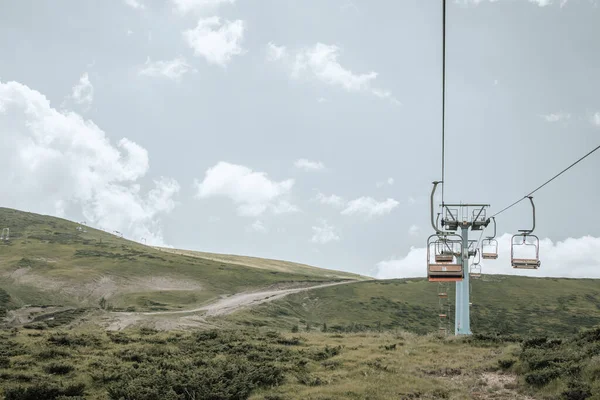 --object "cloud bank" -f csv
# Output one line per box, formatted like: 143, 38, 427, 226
0, 80, 180, 245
